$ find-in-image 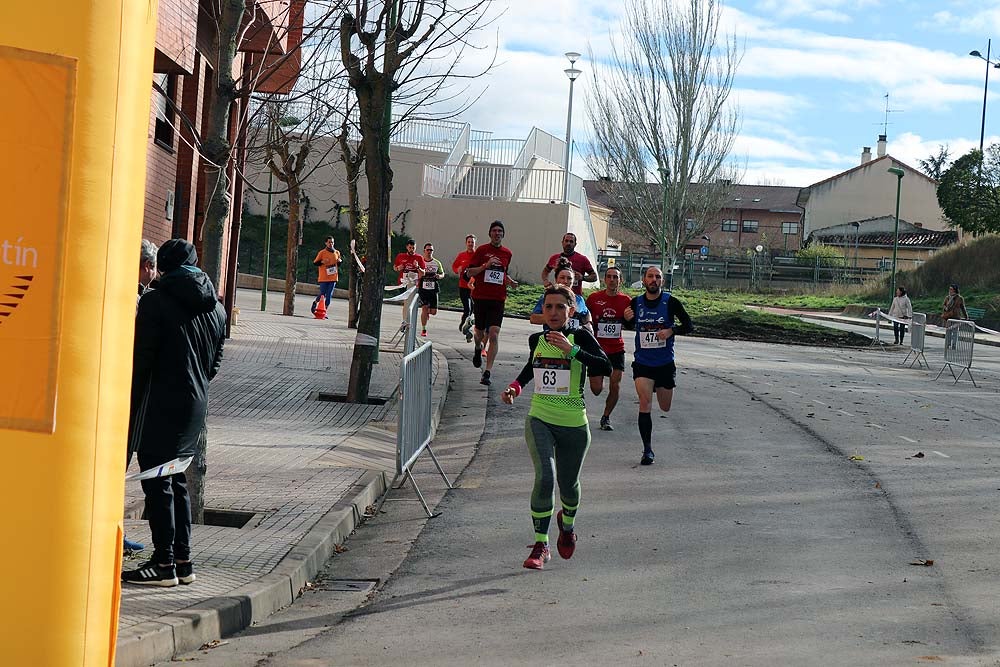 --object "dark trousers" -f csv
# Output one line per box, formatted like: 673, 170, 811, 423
893, 321, 906, 343
140, 471, 192, 565
459, 287, 473, 324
